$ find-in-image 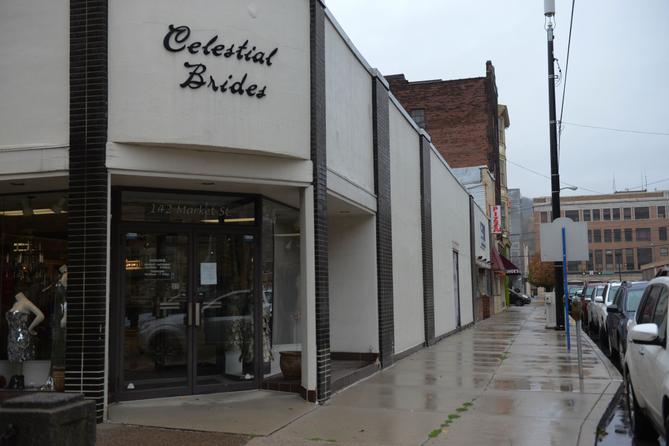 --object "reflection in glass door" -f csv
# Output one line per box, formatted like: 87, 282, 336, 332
123, 233, 190, 392
195, 233, 256, 388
